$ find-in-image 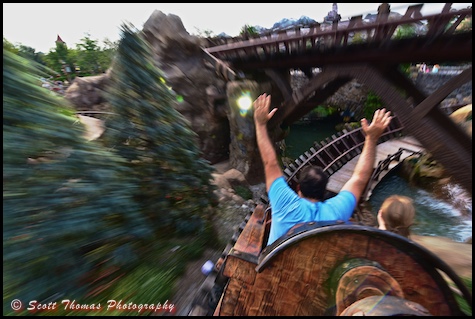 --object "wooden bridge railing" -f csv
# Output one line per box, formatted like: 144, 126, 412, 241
204, 4, 471, 63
